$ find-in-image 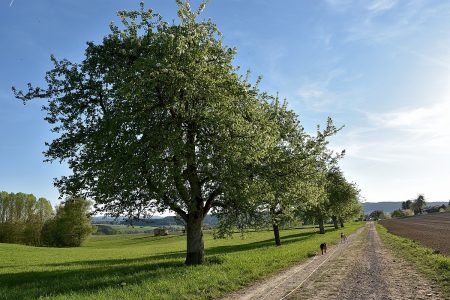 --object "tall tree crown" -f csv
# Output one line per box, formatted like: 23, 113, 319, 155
13, 1, 280, 220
